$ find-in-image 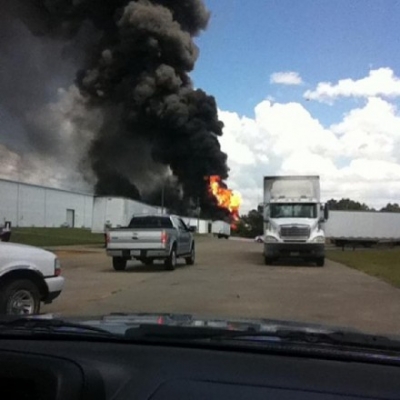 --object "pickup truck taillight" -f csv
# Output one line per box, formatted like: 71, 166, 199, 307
161, 230, 168, 245
54, 258, 62, 276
